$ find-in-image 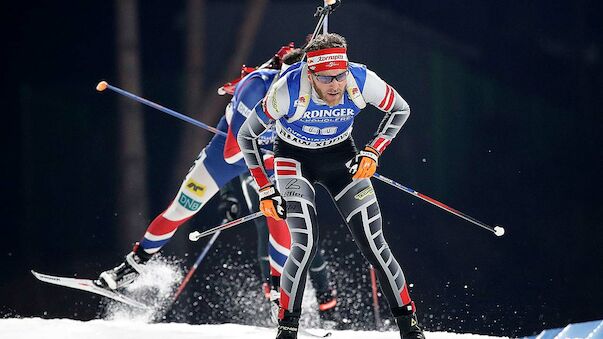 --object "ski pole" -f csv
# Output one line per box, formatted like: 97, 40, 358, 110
369, 265, 382, 329
311, 0, 340, 41
96, 81, 226, 137
322, 1, 329, 34
172, 228, 222, 302
302, 0, 341, 59
189, 211, 265, 241
96, 3, 343, 135
98, 80, 503, 237
371, 173, 505, 237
